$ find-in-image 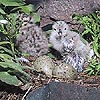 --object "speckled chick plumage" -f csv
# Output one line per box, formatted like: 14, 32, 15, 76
49, 21, 94, 72
16, 13, 48, 57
